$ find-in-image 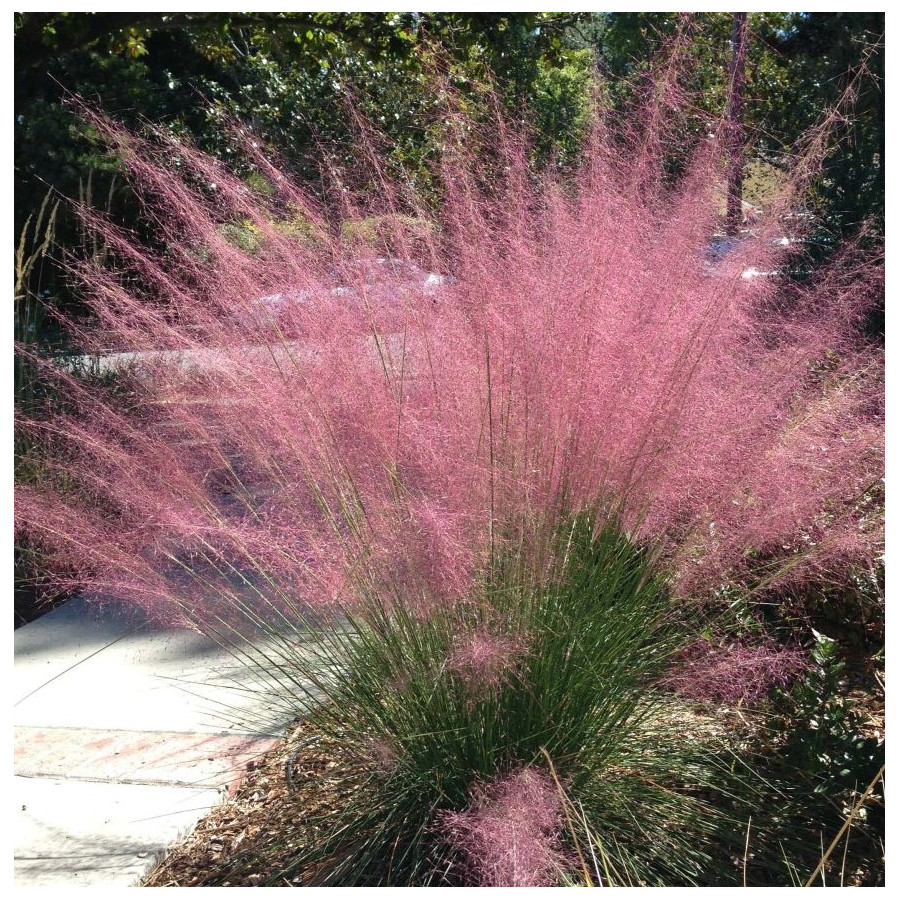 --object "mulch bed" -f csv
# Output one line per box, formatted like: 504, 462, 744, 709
143, 700, 884, 888
144, 721, 356, 887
